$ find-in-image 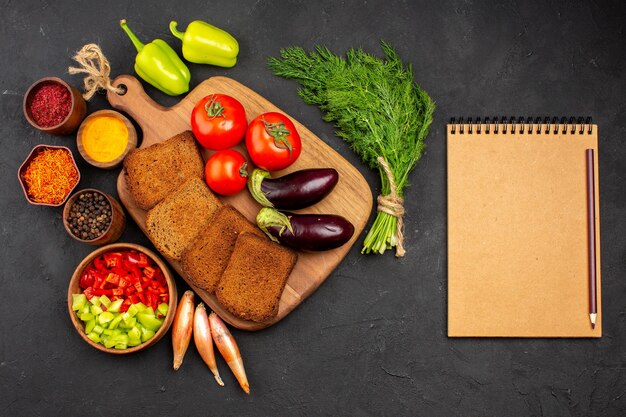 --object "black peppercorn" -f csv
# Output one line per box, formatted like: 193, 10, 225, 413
67, 191, 113, 241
